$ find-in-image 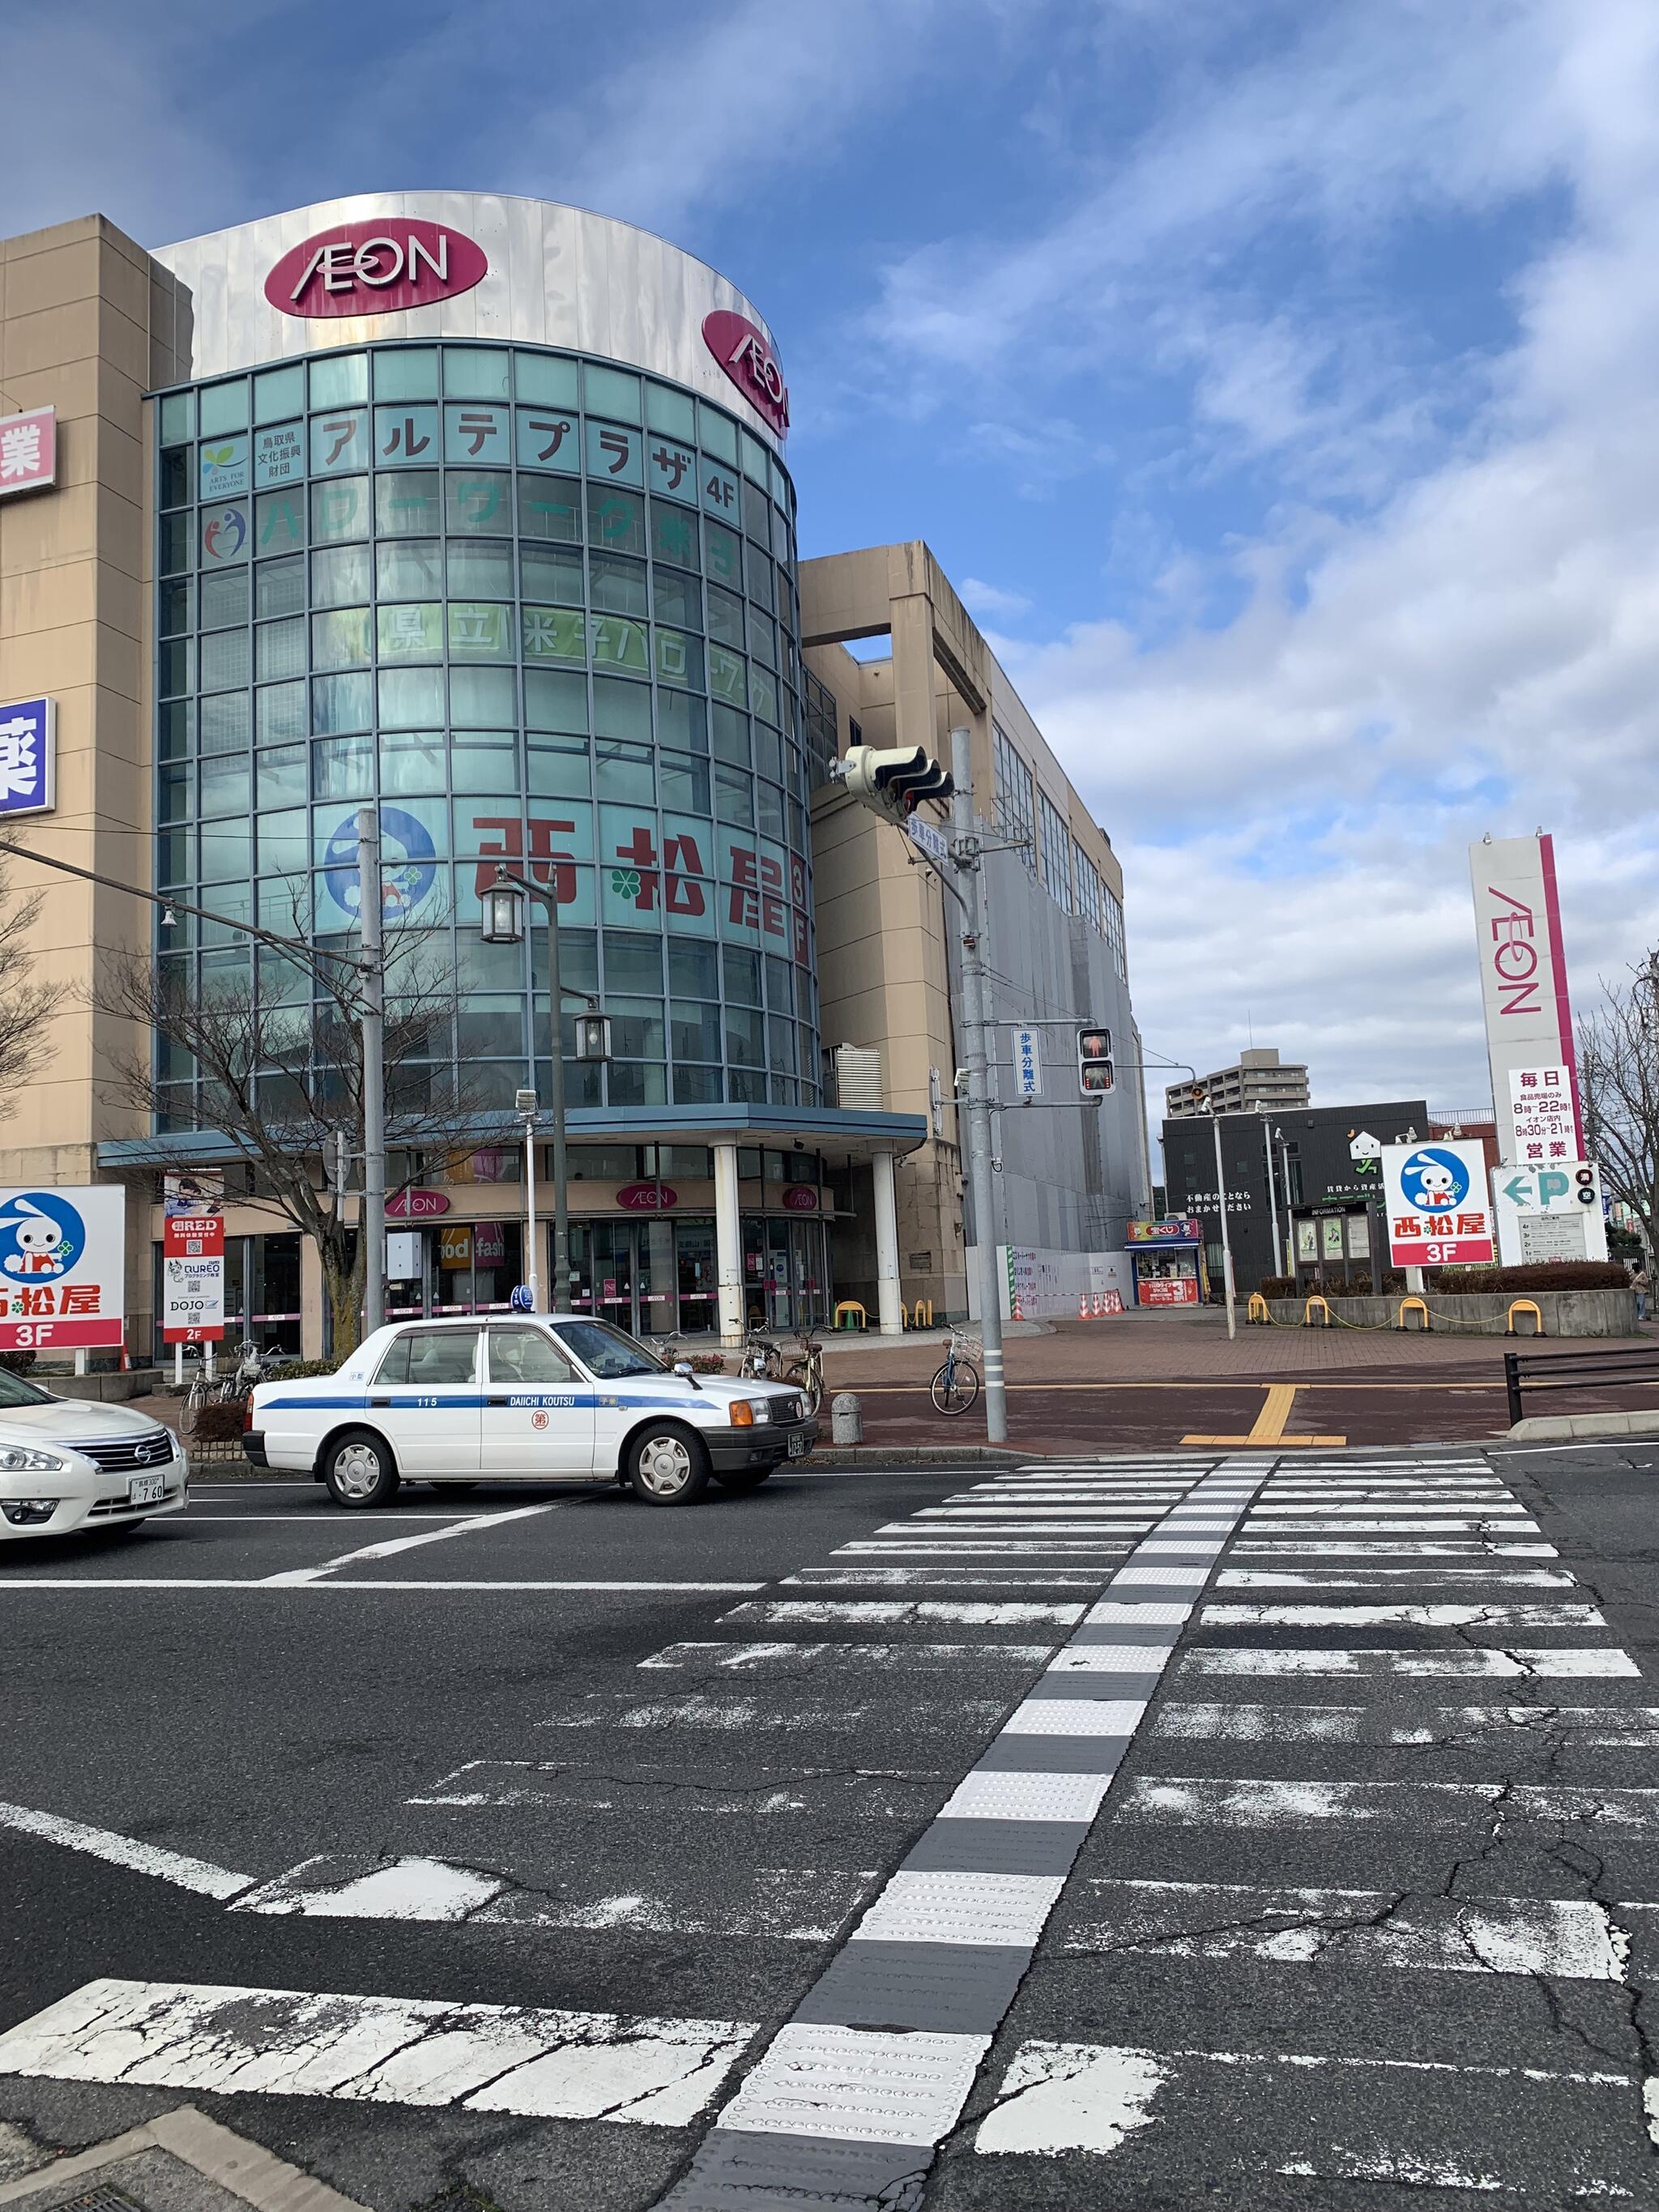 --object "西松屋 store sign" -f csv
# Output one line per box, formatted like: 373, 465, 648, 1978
266, 219, 488, 320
